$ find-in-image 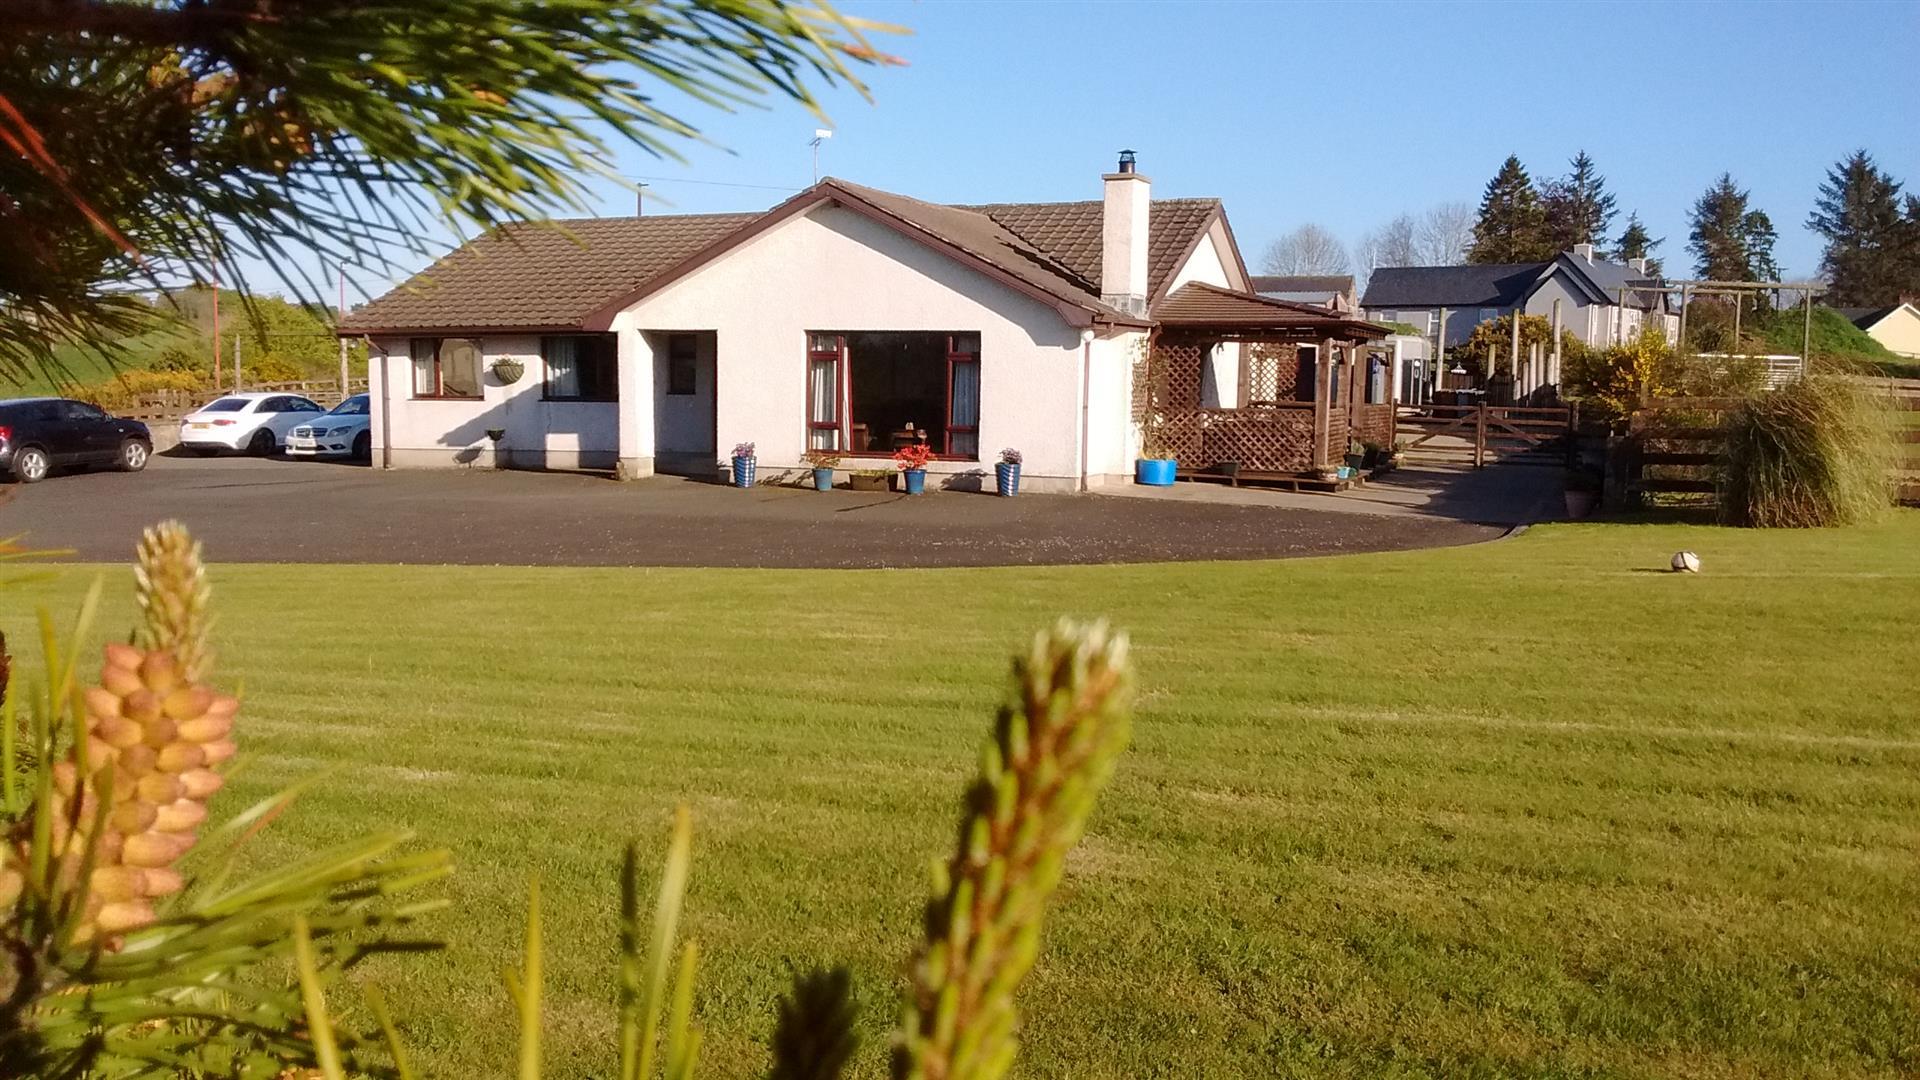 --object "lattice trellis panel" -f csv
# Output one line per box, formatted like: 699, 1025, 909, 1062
1147, 341, 1207, 412
1242, 343, 1304, 404
1354, 403, 1395, 448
